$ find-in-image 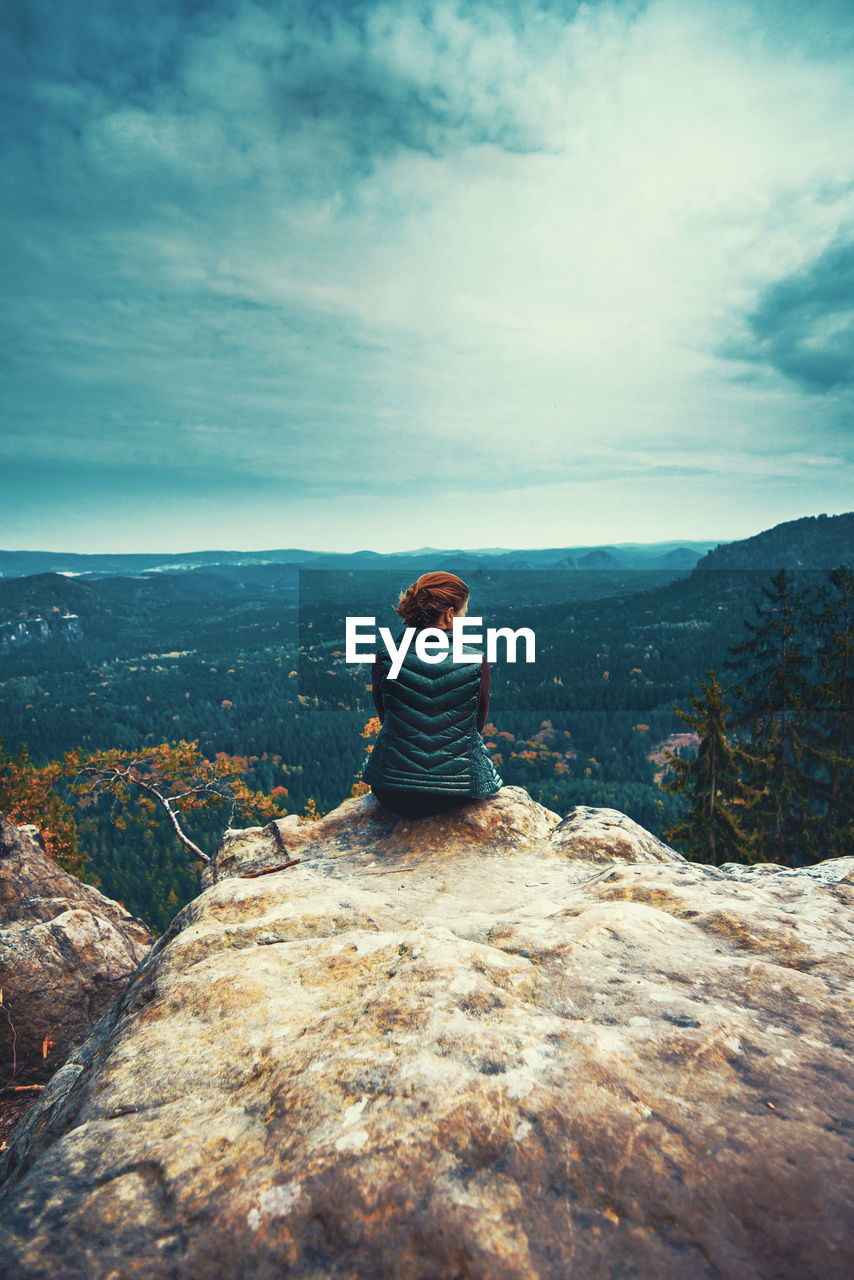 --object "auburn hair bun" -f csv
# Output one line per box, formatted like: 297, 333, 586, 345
395, 571, 469, 629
